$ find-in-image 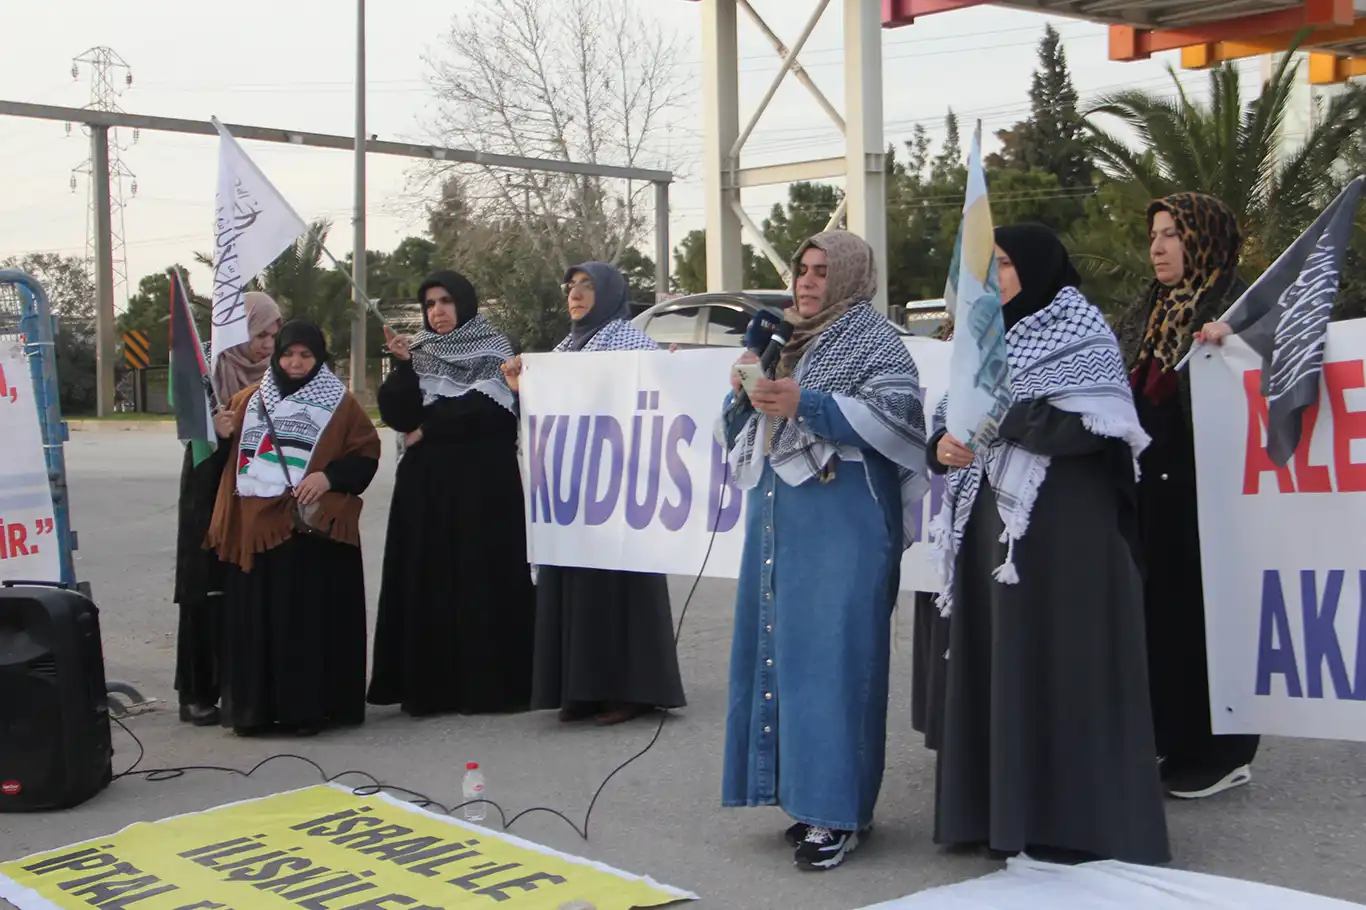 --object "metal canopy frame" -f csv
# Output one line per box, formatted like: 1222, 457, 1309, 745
0, 100, 674, 415
701, 0, 888, 312
883, 0, 1365, 79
